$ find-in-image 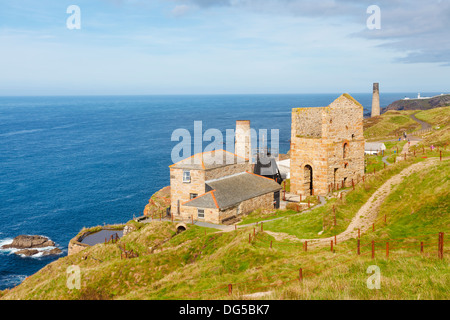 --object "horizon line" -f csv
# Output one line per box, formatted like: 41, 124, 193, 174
0, 91, 448, 98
